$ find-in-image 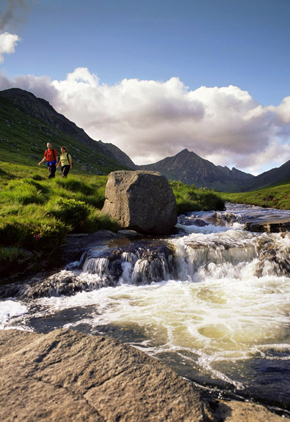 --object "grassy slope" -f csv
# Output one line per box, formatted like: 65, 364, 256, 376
221, 183, 290, 210
0, 96, 128, 174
